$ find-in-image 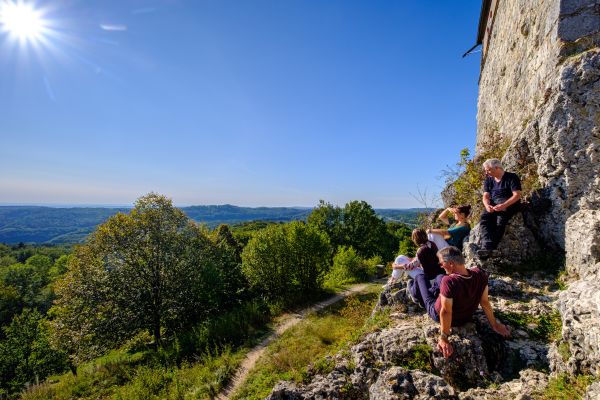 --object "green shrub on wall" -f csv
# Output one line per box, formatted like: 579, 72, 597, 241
446, 141, 510, 218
